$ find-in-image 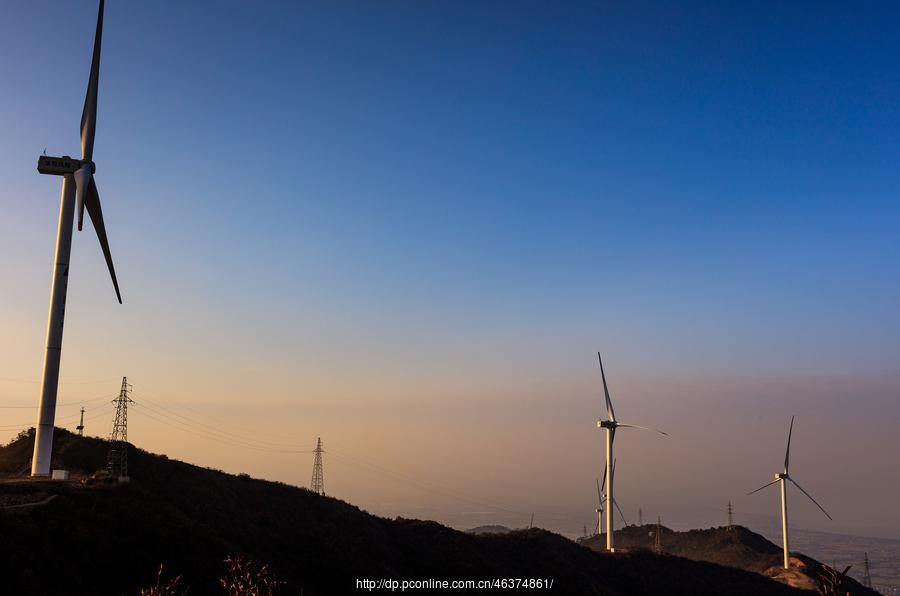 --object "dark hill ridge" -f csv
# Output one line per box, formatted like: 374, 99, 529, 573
581, 524, 879, 595
2, 429, 804, 595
